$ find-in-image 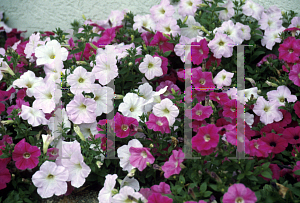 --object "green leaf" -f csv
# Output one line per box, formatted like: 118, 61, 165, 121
261, 171, 272, 179
70, 48, 82, 55
200, 182, 207, 192
294, 169, 300, 175
176, 185, 182, 194
262, 162, 270, 170
245, 160, 253, 171
163, 51, 172, 57
237, 173, 245, 180
179, 175, 185, 184
209, 184, 218, 191
203, 191, 212, 197
24, 198, 32, 203
294, 182, 300, 187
